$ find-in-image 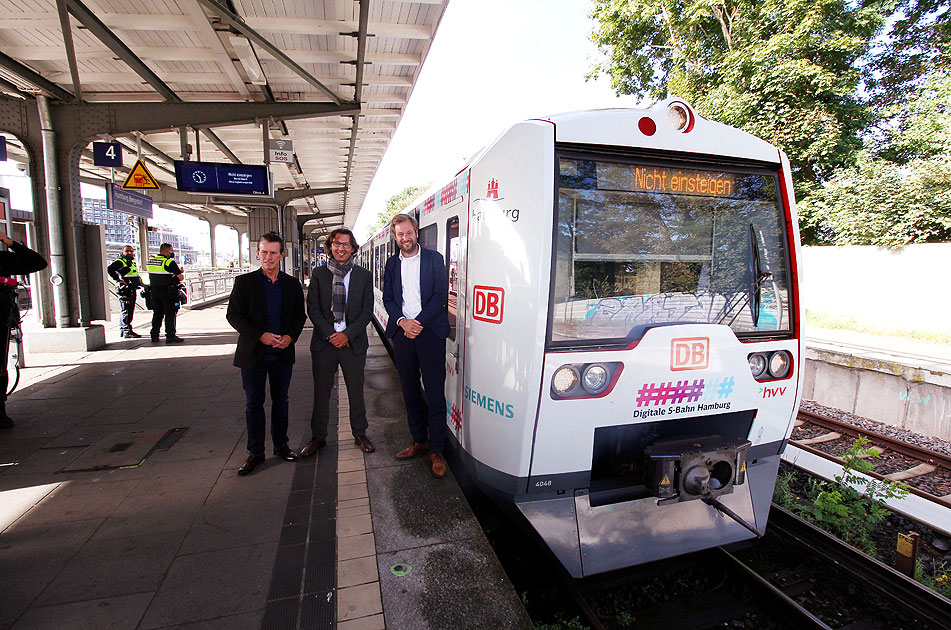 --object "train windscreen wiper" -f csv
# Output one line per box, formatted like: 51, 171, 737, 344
715, 224, 773, 327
